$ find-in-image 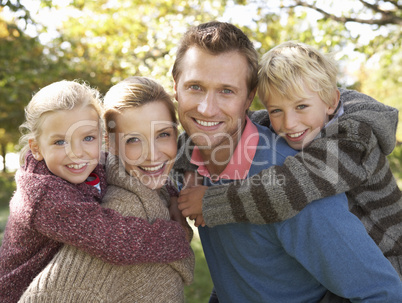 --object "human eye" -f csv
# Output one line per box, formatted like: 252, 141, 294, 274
126, 137, 140, 144
297, 104, 307, 110
269, 108, 282, 114
189, 84, 201, 91
158, 131, 172, 139
84, 136, 95, 142
54, 140, 66, 146
221, 88, 234, 94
